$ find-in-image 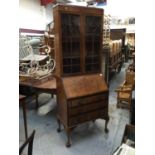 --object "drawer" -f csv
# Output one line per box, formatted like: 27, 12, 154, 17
69, 108, 108, 126
68, 93, 108, 108
69, 100, 108, 117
